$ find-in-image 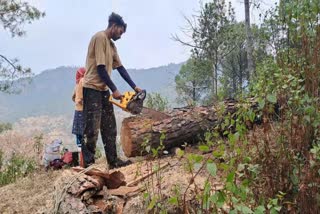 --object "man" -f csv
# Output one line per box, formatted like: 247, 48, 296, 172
82, 12, 141, 168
